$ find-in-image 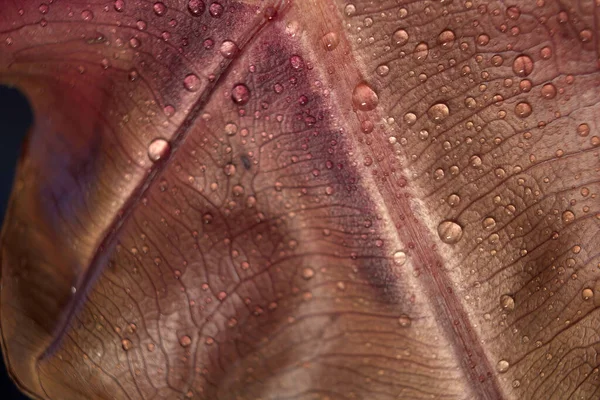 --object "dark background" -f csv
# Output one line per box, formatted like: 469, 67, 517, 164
0, 85, 34, 399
